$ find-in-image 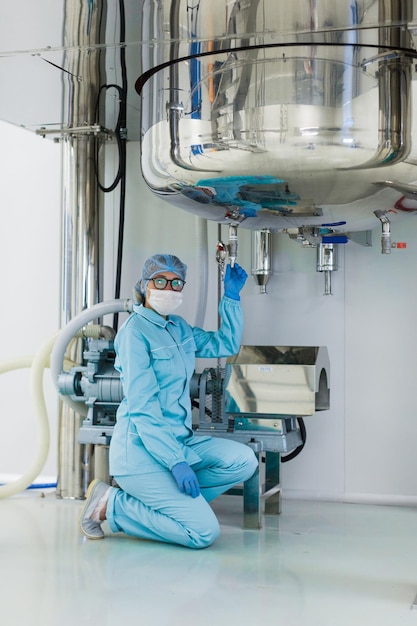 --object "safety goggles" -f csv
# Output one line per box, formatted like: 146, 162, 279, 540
147, 277, 186, 291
